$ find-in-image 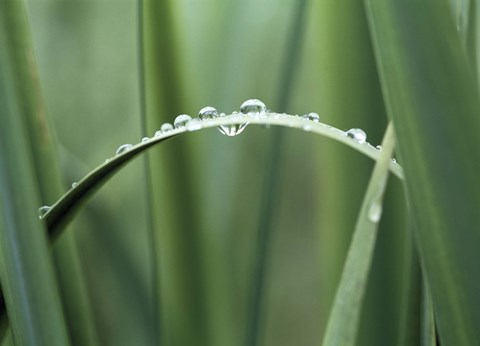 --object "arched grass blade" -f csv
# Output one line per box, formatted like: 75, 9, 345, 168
322, 122, 396, 346
0, 114, 406, 325
367, 1, 480, 344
